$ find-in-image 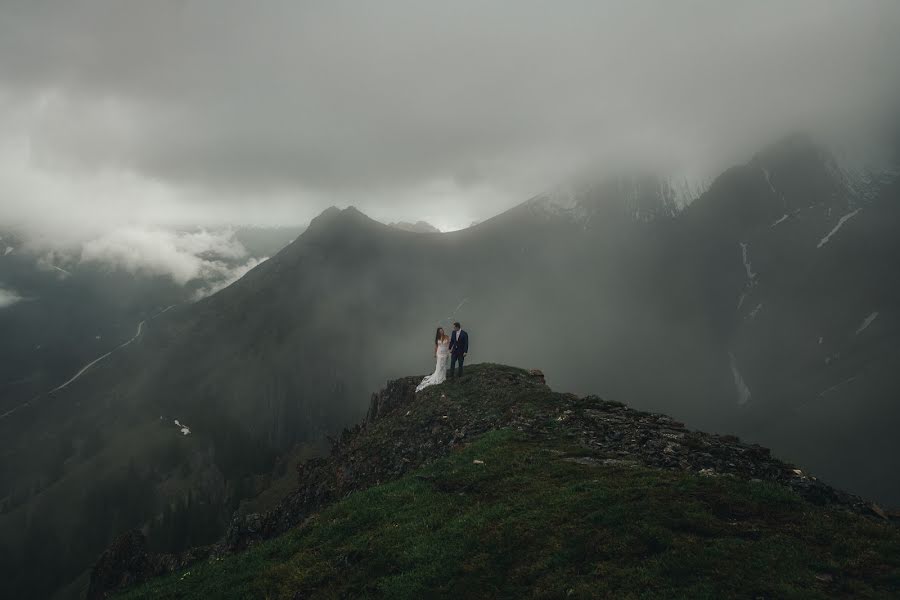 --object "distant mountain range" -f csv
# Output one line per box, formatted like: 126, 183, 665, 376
1, 132, 898, 599
388, 220, 441, 233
